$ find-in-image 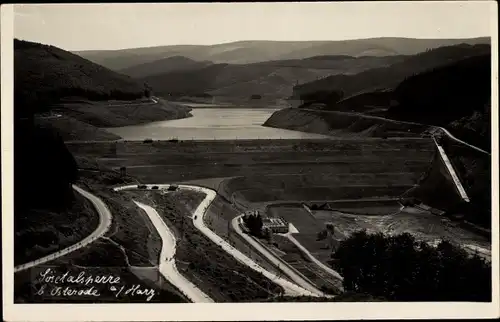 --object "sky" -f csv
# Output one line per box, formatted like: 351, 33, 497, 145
13, 2, 494, 51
